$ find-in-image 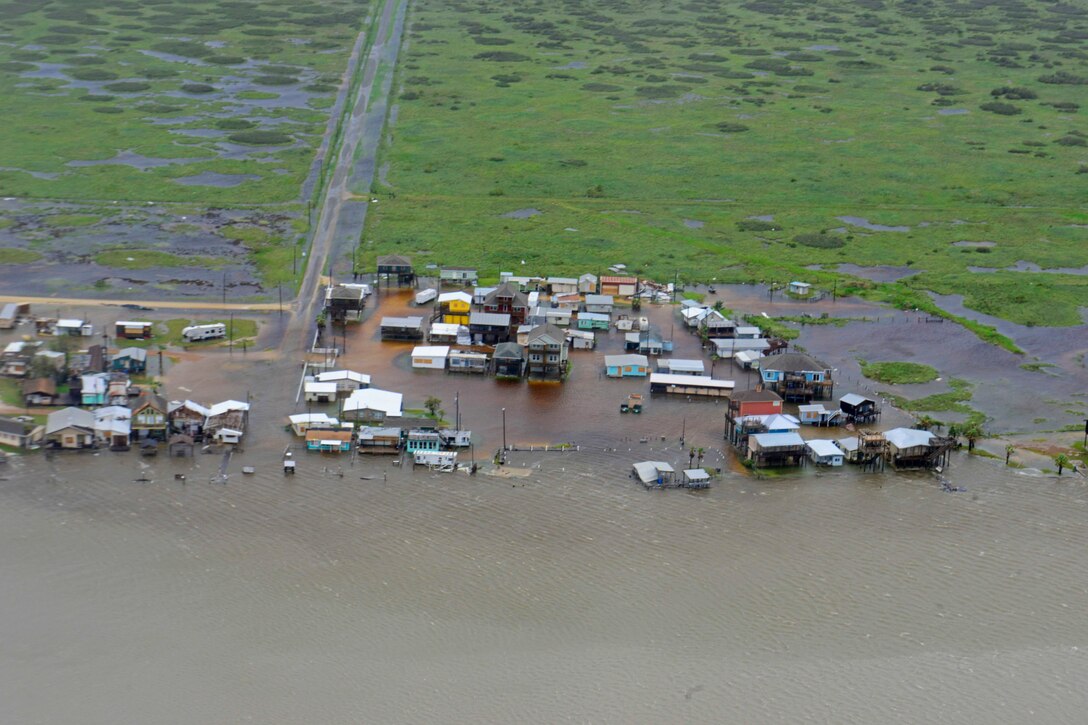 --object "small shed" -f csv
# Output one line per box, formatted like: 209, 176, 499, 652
304, 381, 338, 403
839, 393, 880, 423
788, 281, 812, 296
632, 460, 675, 485
682, 468, 711, 488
